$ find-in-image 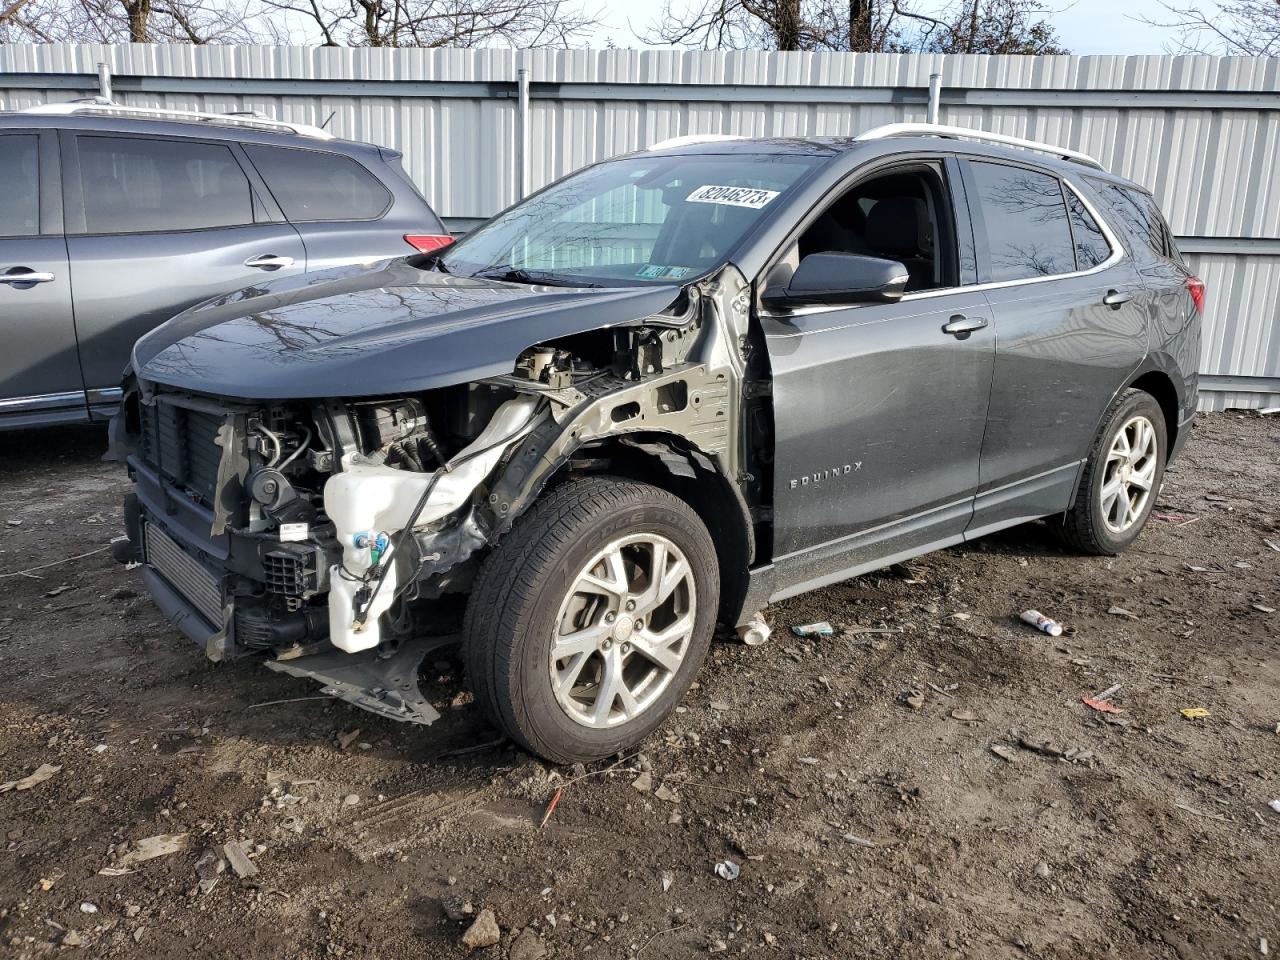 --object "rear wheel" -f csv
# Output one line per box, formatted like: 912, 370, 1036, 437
463, 476, 719, 763
1061, 389, 1166, 555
